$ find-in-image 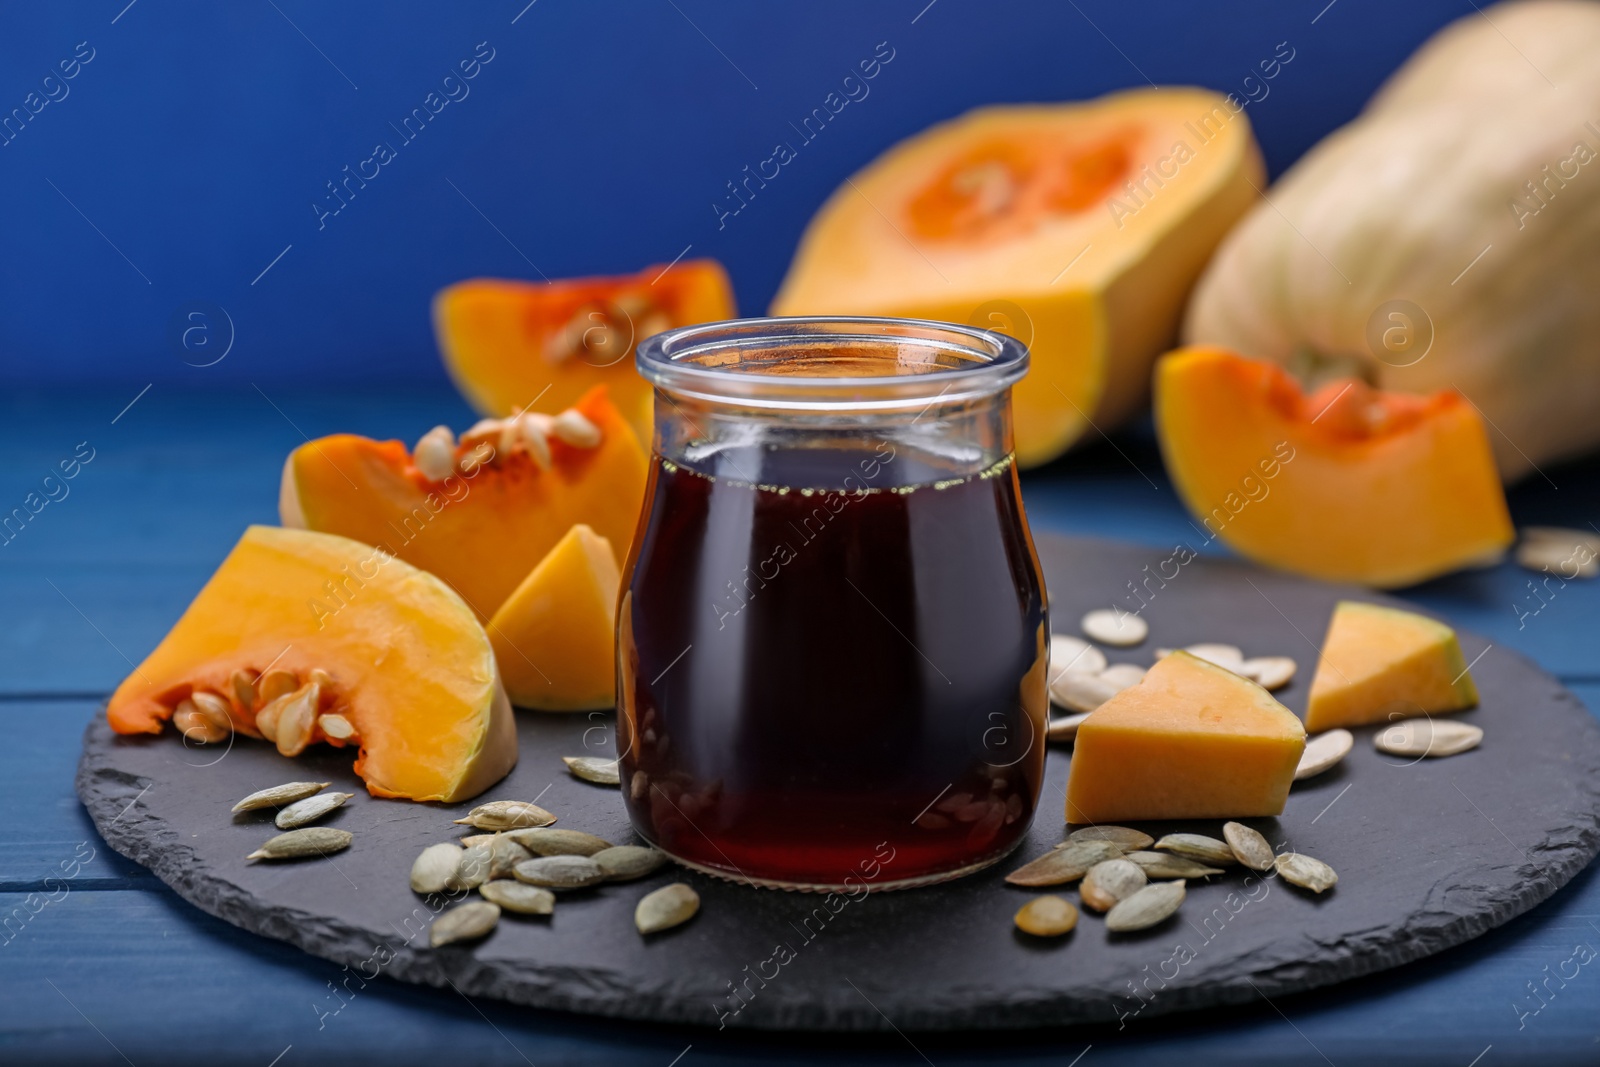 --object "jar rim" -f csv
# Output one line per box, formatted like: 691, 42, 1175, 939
635, 315, 1029, 412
